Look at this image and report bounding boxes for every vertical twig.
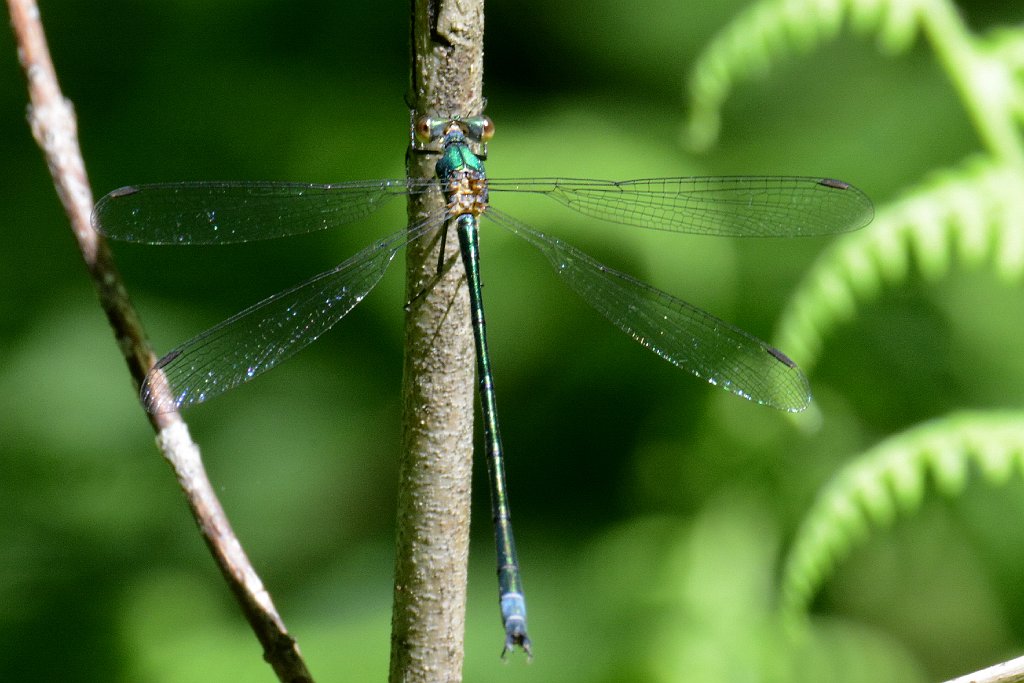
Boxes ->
[390,0,485,680]
[6,2,313,680]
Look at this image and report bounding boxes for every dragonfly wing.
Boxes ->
[141,223,425,413]
[93,179,431,244]
[487,176,873,237]
[486,208,810,411]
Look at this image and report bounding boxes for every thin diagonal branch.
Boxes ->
[6,2,312,680]
[943,654,1024,683]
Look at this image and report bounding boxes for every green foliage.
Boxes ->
[684,0,1024,164]
[680,0,1024,670]
[775,157,1024,370]
[4,0,1024,680]
[685,0,922,152]
[780,411,1024,616]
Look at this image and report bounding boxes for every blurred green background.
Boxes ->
[2,0,1023,681]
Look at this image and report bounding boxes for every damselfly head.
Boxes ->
[413,115,494,144]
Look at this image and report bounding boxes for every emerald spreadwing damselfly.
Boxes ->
[92,115,873,655]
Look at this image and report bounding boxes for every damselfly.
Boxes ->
[93,115,873,655]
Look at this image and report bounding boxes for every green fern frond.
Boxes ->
[684,0,1024,160]
[683,0,924,151]
[774,157,1024,372]
[779,410,1024,616]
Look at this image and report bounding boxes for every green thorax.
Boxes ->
[436,128,487,177]
[436,128,489,217]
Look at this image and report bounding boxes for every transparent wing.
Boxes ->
[485,208,810,411]
[93,179,433,244]
[487,176,873,237]
[141,215,442,413]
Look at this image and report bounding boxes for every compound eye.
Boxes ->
[413,116,434,143]
[478,116,495,142]
[464,115,494,142]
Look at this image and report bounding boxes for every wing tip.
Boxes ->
[762,346,812,412]
[108,185,142,199]
[817,178,851,191]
